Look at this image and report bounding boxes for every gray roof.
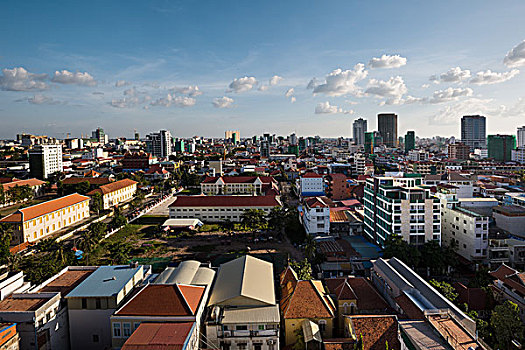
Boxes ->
[208,255,275,306]
[153,260,215,287]
[221,305,280,324]
[66,265,142,298]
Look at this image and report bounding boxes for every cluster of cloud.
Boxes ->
[504,40,525,68]
[259,75,283,91]
[228,76,258,93]
[285,88,296,103]
[430,67,471,83]
[15,94,62,105]
[315,101,353,115]
[365,76,407,105]
[110,87,151,108]
[368,54,407,69]
[150,94,196,108]
[51,70,96,86]
[212,96,234,108]
[308,64,368,96]
[170,85,203,97]
[0,67,97,93]
[429,66,520,85]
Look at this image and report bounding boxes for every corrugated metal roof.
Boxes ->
[221,305,280,323]
[122,322,194,350]
[66,265,142,298]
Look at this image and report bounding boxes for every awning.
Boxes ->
[302,320,322,343]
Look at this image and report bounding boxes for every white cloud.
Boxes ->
[365,76,407,105]
[421,84,430,89]
[150,94,196,107]
[470,69,519,85]
[16,94,60,105]
[0,67,48,91]
[269,75,283,86]
[115,80,130,87]
[307,78,319,90]
[310,64,368,96]
[124,87,137,96]
[429,67,471,83]
[427,87,473,103]
[285,88,294,98]
[212,96,234,108]
[258,85,269,91]
[171,85,203,97]
[429,98,491,125]
[110,95,151,108]
[315,101,352,114]
[368,54,407,69]
[504,40,525,67]
[51,70,96,86]
[228,76,258,93]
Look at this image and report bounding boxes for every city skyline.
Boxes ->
[1,1,525,139]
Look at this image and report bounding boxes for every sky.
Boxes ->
[1,0,525,140]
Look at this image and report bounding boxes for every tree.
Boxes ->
[429,279,458,303]
[290,259,313,280]
[90,193,103,216]
[292,327,305,350]
[36,238,58,253]
[421,240,447,275]
[0,224,12,265]
[218,219,235,235]
[382,234,420,268]
[0,185,5,205]
[490,301,524,349]
[110,208,127,229]
[107,241,132,264]
[267,207,286,235]
[240,209,267,231]
[89,222,107,241]
[303,234,316,262]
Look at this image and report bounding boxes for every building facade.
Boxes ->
[461,115,486,151]
[448,142,471,160]
[352,118,367,146]
[363,176,441,247]
[377,113,398,148]
[146,130,172,158]
[298,173,325,197]
[29,144,63,179]
[301,197,331,235]
[518,126,525,149]
[87,179,137,210]
[488,134,516,162]
[404,131,415,153]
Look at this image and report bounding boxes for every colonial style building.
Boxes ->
[0,193,90,244]
[87,178,137,210]
[200,176,278,196]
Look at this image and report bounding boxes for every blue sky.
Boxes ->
[1,0,525,139]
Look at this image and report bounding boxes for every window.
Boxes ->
[92,334,99,343]
[235,325,248,331]
[95,298,101,309]
[133,323,141,331]
[258,325,265,330]
[123,323,131,337]
[318,320,327,333]
[113,323,121,338]
[81,298,87,309]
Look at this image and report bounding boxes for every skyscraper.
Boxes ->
[405,131,415,153]
[352,118,367,146]
[488,135,516,162]
[461,115,486,151]
[517,126,525,149]
[225,130,240,144]
[146,130,172,158]
[29,144,63,179]
[377,113,398,148]
[91,127,108,144]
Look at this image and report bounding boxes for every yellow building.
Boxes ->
[279,267,336,346]
[0,193,90,244]
[87,178,137,210]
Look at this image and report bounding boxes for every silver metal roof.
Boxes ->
[66,265,142,298]
[221,305,280,324]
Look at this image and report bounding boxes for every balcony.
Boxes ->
[218,329,279,338]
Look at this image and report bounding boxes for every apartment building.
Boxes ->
[301,196,332,235]
[363,176,440,247]
[87,178,137,210]
[206,255,280,350]
[200,176,277,196]
[169,195,281,223]
[65,265,146,350]
[29,144,63,179]
[298,173,325,197]
[436,187,489,262]
[0,193,90,245]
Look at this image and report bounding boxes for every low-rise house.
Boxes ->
[144,164,170,181]
[169,195,281,223]
[301,196,332,235]
[87,178,137,210]
[280,267,336,346]
[490,264,525,321]
[206,255,280,350]
[0,193,90,245]
[1,178,46,206]
[65,265,147,350]
[121,322,199,350]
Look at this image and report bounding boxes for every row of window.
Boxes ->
[113,322,140,338]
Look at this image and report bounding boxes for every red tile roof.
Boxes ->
[62,177,112,186]
[87,178,137,196]
[0,193,89,223]
[280,280,335,319]
[201,176,275,184]
[122,322,194,350]
[169,195,280,208]
[302,172,322,178]
[348,315,401,350]
[2,178,45,191]
[116,284,205,317]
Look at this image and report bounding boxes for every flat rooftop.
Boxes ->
[399,320,447,350]
[66,265,142,298]
[38,269,95,296]
[428,315,479,350]
[0,297,48,312]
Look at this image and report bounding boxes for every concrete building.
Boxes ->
[518,126,525,148]
[423,173,475,198]
[87,178,137,210]
[225,130,240,144]
[0,193,90,245]
[504,192,525,208]
[377,113,398,148]
[146,130,172,158]
[363,175,441,247]
[1,179,46,207]
[488,134,516,162]
[91,127,108,144]
[298,173,324,197]
[461,115,486,151]
[448,142,470,160]
[512,147,525,163]
[404,131,415,153]
[201,176,277,196]
[493,205,525,238]
[407,149,429,162]
[301,196,332,235]
[436,187,489,262]
[169,195,281,223]
[352,118,367,146]
[206,255,280,350]
[29,144,63,179]
[65,265,146,350]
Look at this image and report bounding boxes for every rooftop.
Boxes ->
[121,322,194,350]
[169,195,281,208]
[87,178,137,196]
[66,265,142,298]
[0,296,48,312]
[36,268,95,296]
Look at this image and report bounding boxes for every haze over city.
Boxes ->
[1,1,525,139]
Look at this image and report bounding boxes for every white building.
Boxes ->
[169,195,281,223]
[29,144,63,179]
[512,148,525,164]
[518,126,525,148]
[301,196,332,235]
[436,188,489,262]
[146,130,172,158]
[407,149,429,162]
[87,178,137,210]
[298,173,324,197]
[200,176,277,196]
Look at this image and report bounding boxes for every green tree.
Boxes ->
[267,207,286,235]
[218,219,235,235]
[90,192,103,216]
[89,222,107,241]
[429,279,458,303]
[290,259,313,280]
[303,234,317,262]
[0,184,5,205]
[240,209,267,230]
[421,240,447,275]
[490,301,524,349]
[0,223,12,265]
[36,238,58,253]
[382,234,421,268]
[107,241,132,264]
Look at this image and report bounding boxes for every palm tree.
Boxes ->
[303,234,317,262]
[0,223,13,265]
[6,253,21,271]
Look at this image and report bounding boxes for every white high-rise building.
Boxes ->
[517,126,525,149]
[352,118,367,146]
[146,130,172,158]
[29,144,63,179]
